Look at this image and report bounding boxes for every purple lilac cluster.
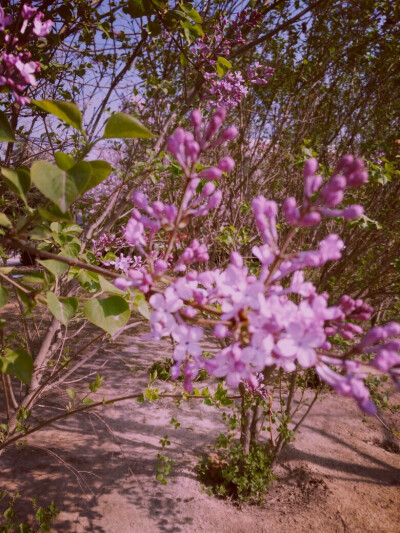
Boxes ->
[0,5,52,105]
[92,233,143,273]
[195,9,273,107]
[114,108,400,413]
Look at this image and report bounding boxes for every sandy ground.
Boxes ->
[1,329,399,533]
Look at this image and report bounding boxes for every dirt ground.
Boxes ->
[1,328,399,533]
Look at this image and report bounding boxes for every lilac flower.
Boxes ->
[277,322,325,368]
[32,12,53,37]
[0,7,12,30]
[172,325,203,361]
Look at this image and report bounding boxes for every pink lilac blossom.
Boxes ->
[0,5,52,105]
[112,109,400,414]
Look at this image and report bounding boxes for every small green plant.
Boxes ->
[0,491,60,532]
[156,435,174,485]
[198,435,275,504]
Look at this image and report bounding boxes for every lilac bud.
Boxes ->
[164,205,178,224]
[385,322,400,336]
[174,127,185,144]
[323,189,344,208]
[343,205,363,219]
[335,154,354,173]
[362,326,388,347]
[207,190,222,209]
[170,363,181,380]
[347,170,368,187]
[220,126,239,142]
[186,140,200,161]
[299,211,321,226]
[218,156,235,172]
[132,190,148,209]
[305,174,323,197]
[200,182,216,197]
[186,270,198,281]
[283,197,300,224]
[252,195,268,216]
[190,109,202,127]
[154,259,168,274]
[181,306,197,318]
[230,251,243,268]
[214,324,228,338]
[188,177,200,190]
[199,166,222,180]
[303,158,318,178]
[204,108,226,140]
[152,201,164,215]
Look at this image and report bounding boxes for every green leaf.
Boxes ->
[55,152,75,171]
[83,296,130,335]
[124,0,158,18]
[0,348,33,385]
[31,161,92,212]
[82,160,113,193]
[38,259,69,278]
[38,205,72,222]
[46,291,78,325]
[82,397,94,405]
[0,111,15,142]
[0,213,11,228]
[32,100,83,132]
[0,286,9,308]
[1,167,30,206]
[132,290,150,319]
[180,4,202,23]
[59,242,80,258]
[66,388,76,400]
[89,373,103,392]
[103,112,154,139]
[98,275,125,295]
[28,226,53,240]
[216,56,232,78]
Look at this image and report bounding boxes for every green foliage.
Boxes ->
[32,100,83,132]
[83,296,130,335]
[46,292,78,326]
[103,112,154,139]
[0,349,33,385]
[31,161,92,212]
[0,111,15,142]
[1,168,31,206]
[198,439,275,504]
[0,286,9,308]
[156,434,174,485]
[0,491,59,532]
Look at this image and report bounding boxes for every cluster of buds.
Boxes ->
[283,156,367,227]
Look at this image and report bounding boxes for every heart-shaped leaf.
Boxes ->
[55,152,75,170]
[82,160,113,193]
[83,296,130,335]
[103,112,154,139]
[46,291,78,325]
[38,259,69,278]
[31,161,92,212]
[1,167,30,206]
[32,100,83,132]
[0,348,33,385]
